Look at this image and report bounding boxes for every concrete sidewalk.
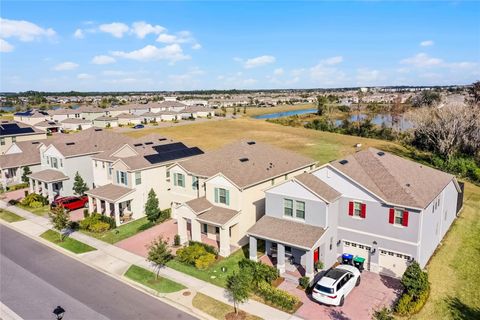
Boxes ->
[0,201,300,320]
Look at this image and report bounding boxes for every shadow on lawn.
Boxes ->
[445,296,480,320]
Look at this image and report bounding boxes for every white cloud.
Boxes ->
[131,21,165,38]
[192,43,202,50]
[449,61,478,69]
[356,68,381,84]
[400,53,443,67]
[244,55,276,69]
[0,18,56,42]
[156,31,195,45]
[99,22,130,38]
[273,68,284,76]
[420,40,434,47]
[112,44,189,63]
[53,62,79,71]
[0,39,14,52]
[92,55,116,65]
[156,33,177,43]
[77,73,93,80]
[320,56,343,65]
[73,28,84,39]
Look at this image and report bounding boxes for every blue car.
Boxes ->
[133,124,144,129]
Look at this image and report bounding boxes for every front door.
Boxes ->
[314,247,319,263]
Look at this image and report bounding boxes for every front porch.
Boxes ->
[85,183,135,226]
[28,169,69,202]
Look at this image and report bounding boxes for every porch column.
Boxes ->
[34,180,40,194]
[305,249,314,279]
[46,183,54,202]
[177,217,188,244]
[277,243,286,274]
[191,219,201,242]
[249,236,258,262]
[95,198,102,214]
[265,240,272,256]
[105,200,111,216]
[41,182,48,198]
[219,226,231,257]
[29,178,34,193]
[88,196,94,213]
[113,202,121,226]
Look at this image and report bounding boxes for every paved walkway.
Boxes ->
[0,201,299,320]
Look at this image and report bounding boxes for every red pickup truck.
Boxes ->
[50,196,88,211]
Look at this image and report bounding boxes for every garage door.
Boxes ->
[378,249,411,278]
[343,240,371,260]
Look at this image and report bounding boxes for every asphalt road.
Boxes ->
[0,225,197,320]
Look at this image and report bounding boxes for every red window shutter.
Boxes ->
[402,211,409,227]
[389,208,395,224]
[348,202,354,216]
[360,203,366,218]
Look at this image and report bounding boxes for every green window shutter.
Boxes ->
[116,171,119,184]
[173,173,177,186]
[226,190,230,205]
[181,174,185,187]
[214,188,219,203]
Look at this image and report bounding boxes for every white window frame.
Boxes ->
[295,201,305,219]
[394,208,404,226]
[135,172,141,185]
[284,199,293,217]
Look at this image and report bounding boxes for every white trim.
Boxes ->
[338,226,420,246]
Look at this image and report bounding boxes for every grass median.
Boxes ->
[192,292,262,320]
[124,265,185,293]
[0,209,25,222]
[80,216,155,244]
[40,229,96,254]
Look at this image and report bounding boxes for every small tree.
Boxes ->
[73,172,88,196]
[147,236,172,279]
[21,166,32,183]
[145,188,160,223]
[372,307,394,320]
[226,272,251,314]
[401,261,429,297]
[48,205,70,242]
[316,96,328,116]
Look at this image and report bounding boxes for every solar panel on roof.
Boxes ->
[0,123,35,135]
[144,147,204,164]
[152,142,188,153]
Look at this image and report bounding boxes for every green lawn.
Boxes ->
[166,247,248,288]
[40,229,96,254]
[192,292,262,320]
[80,216,155,244]
[124,265,185,293]
[0,209,25,222]
[17,204,51,216]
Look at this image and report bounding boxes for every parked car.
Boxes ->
[50,196,88,211]
[312,265,361,306]
[133,124,144,129]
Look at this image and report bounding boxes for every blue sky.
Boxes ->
[1,1,479,92]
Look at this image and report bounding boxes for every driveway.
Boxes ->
[115,219,178,257]
[278,271,402,320]
[0,188,28,203]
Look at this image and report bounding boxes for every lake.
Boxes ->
[335,113,414,131]
[254,108,317,119]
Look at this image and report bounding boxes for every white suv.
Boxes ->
[312,265,361,306]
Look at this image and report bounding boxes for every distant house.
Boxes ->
[93,116,118,128]
[13,110,49,126]
[117,113,142,126]
[0,121,47,154]
[60,118,92,131]
[33,120,62,133]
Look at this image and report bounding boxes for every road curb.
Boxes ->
[0,220,206,320]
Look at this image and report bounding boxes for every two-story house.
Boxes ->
[27,128,129,202]
[0,140,44,188]
[171,140,316,257]
[0,121,46,154]
[85,135,203,225]
[247,148,462,278]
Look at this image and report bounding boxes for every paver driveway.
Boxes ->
[279,271,402,320]
[115,219,178,257]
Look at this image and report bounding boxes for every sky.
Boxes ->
[0,1,479,92]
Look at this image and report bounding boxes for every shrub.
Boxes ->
[174,234,181,246]
[188,240,218,256]
[158,208,171,223]
[8,199,19,205]
[80,213,115,232]
[21,193,48,207]
[394,261,430,316]
[299,276,310,289]
[176,244,207,265]
[195,252,216,270]
[83,209,89,218]
[6,183,29,191]
[89,221,111,233]
[257,281,299,311]
[238,259,278,287]
[29,200,43,208]
[373,307,394,320]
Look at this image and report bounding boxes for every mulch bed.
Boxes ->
[225,311,247,320]
[271,277,285,288]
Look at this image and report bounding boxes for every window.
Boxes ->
[284,199,293,217]
[51,157,58,169]
[0,138,4,146]
[60,159,63,167]
[296,201,305,219]
[12,137,16,143]
[46,156,50,164]
[353,202,361,217]
[108,164,113,177]
[394,209,404,225]
[215,227,220,234]
[202,224,208,234]
[135,172,141,185]
[102,162,105,169]
[215,188,229,205]
[390,208,408,226]
[192,176,198,190]
[166,170,170,178]
[117,171,128,185]
[330,237,333,250]
[349,201,366,218]
[174,173,185,187]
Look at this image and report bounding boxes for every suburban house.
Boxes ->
[171,140,316,256]
[0,140,43,188]
[48,108,82,122]
[86,135,203,225]
[117,113,142,126]
[0,121,47,154]
[13,110,49,126]
[33,120,62,133]
[247,148,462,278]
[60,118,92,131]
[27,128,129,202]
[93,116,118,128]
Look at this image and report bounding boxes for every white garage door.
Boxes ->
[343,240,371,260]
[378,249,411,278]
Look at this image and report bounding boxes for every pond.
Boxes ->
[334,113,414,131]
[254,108,317,119]
[0,106,15,112]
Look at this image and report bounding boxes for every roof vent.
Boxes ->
[239,157,249,162]
[31,141,40,144]
[406,183,411,187]
[159,138,167,141]
[377,151,385,156]
[133,143,143,147]
[144,142,153,145]
[66,142,75,146]
[247,141,256,145]
[339,159,348,165]
[94,128,102,131]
